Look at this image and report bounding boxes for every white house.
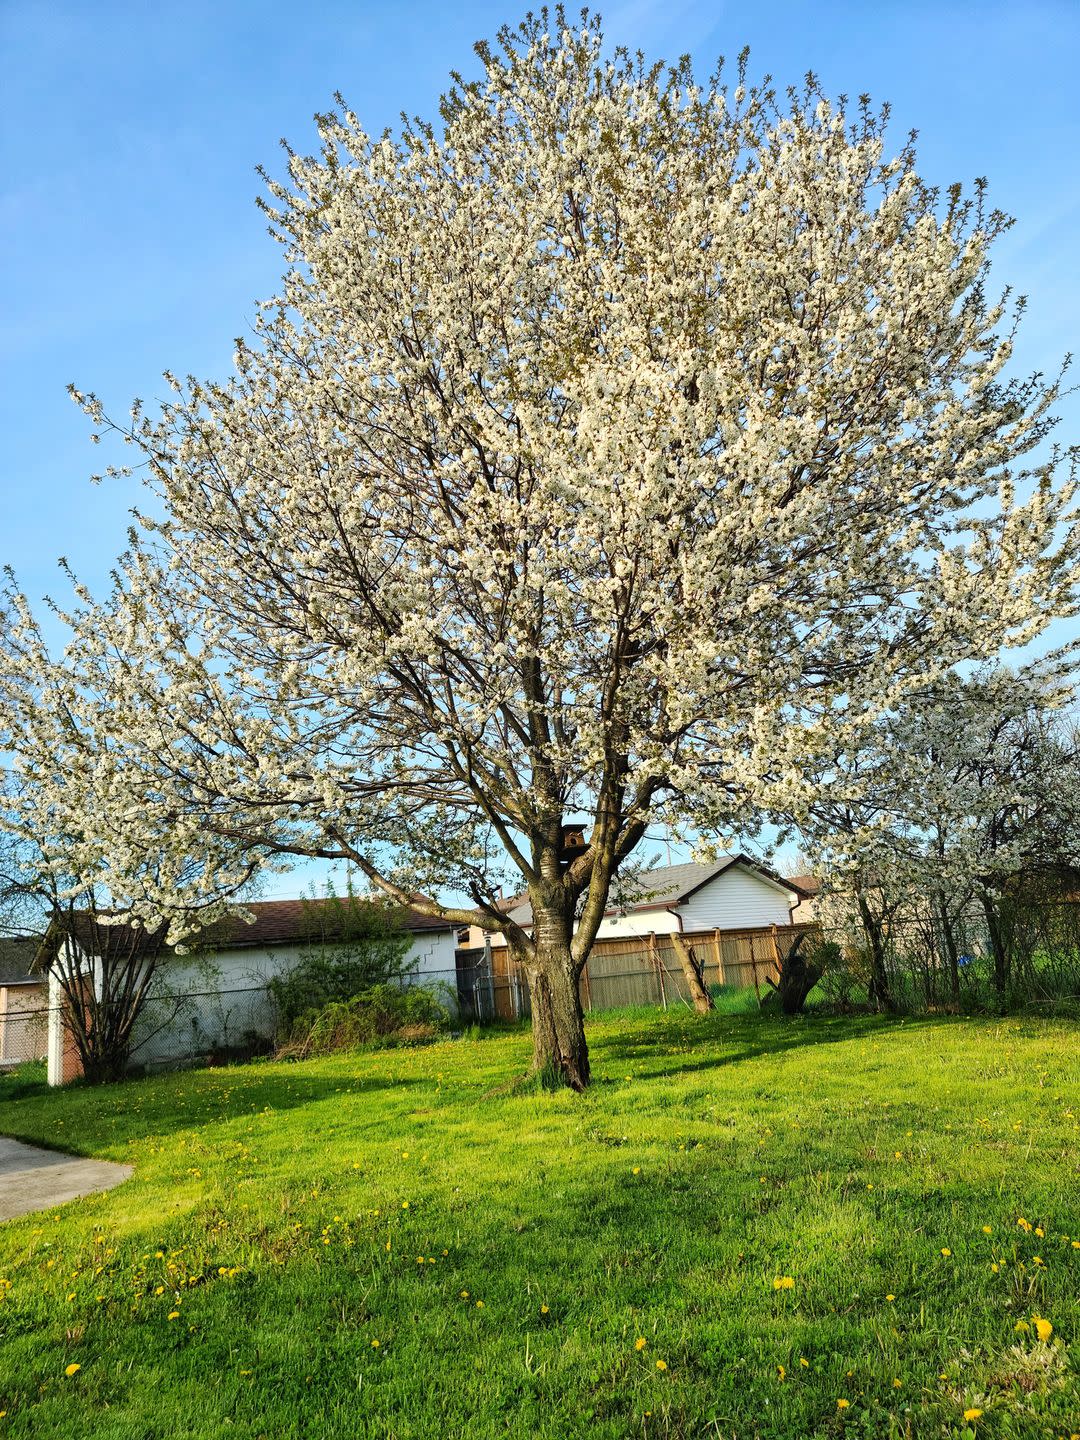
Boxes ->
[470,855,809,948]
[44,898,459,1084]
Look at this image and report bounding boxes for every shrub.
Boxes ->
[268,886,413,1031]
[276,983,451,1058]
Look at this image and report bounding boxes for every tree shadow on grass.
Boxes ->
[587,1009,950,1082]
[0,1064,435,1157]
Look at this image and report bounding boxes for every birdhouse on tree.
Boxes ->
[558,823,589,865]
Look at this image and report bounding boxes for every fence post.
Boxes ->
[749,938,762,1007]
[649,933,667,1009]
[712,928,724,985]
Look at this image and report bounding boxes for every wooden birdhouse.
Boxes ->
[558,823,588,863]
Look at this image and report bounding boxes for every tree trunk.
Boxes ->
[670,933,714,1013]
[525,952,590,1090]
[936,896,960,1006]
[982,897,1010,1003]
[761,933,822,1014]
[855,892,895,1012]
[519,893,591,1090]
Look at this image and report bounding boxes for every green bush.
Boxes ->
[268,886,413,1030]
[276,983,451,1057]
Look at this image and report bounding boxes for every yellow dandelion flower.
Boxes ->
[990,1263,1000,1274]
[635,1338,647,1351]
[64,1363,81,1377]
[460,1290,469,1299]
[632,1167,640,1175]
[836,1398,849,1409]
[1014,1320,1030,1334]
[655,1359,667,1371]
[540,1304,549,1314]
[982,1226,992,1234]
[940,1248,951,1257]
[168,1310,180,1320]
[475,1300,484,1308]
[1033,1317,1053,1343]
[1034,1227,1044,1238]
[963,1408,982,1421]
[370,1339,380,1348]
[401,1201,409,1209]
[885,1293,896,1302]
[892,1378,902,1388]
[777,1365,786,1380]
[799,1357,810,1368]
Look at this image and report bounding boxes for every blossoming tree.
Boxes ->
[805,664,1080,1006]
[28,12,1079,1086]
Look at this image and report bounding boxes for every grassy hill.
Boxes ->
[0,1010,1077,1438]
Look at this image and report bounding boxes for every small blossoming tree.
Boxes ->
[13,13,1080,1086]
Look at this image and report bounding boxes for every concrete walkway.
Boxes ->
[0,1136,133,1220]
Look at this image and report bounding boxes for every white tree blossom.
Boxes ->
[8,13,1079,1085]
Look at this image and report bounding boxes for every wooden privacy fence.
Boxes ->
[456,924,816,1021]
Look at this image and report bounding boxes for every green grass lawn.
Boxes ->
[0,1010,1078,1439]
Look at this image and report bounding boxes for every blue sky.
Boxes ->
[2,0,1078,893]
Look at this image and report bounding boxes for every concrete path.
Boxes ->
[0,1136,133,1220]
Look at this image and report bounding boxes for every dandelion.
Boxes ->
[982,1226,992,1234]
[772,1276,795,1290]
[655,1360,667,1371]
[635,1338,647,1351]
[777,1365,786,1380]
[1033,1316,1053,1342]
[963,1408,983,1421]
[64,1363,81,1377]
[168,1310,180,1320]
[460,1290,469,1299]
[370,1339,380,1348]
[1034,1227,1044,1238]
[1014,1320,1030,1334]
[632,1167,640,1175]
[540,1304,549,1314]
[401,1201,409,1209]
[940,1248,952,1257]
[836,1398,849,1409]
[475,1300,484,1308]
[892,1378,902,1388]
[885,1294,895,1302]
[799,1358,810,1368]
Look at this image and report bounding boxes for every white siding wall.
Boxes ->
[126,930,460,1069]
[594,910,678,938]
[676,868,795,932]
[480,865,797,947]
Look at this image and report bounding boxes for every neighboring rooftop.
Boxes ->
[34,897,455,968]
[502,856,807,929]
[0,936,42,986]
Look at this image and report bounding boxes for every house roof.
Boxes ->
[502,855,806,929]
[200,898,455,948]
[34,897,455,968]
[789,874,821,895]
[0,936,42,986]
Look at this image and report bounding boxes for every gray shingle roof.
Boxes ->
[502,855,802,929]
[0,936,42,985]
